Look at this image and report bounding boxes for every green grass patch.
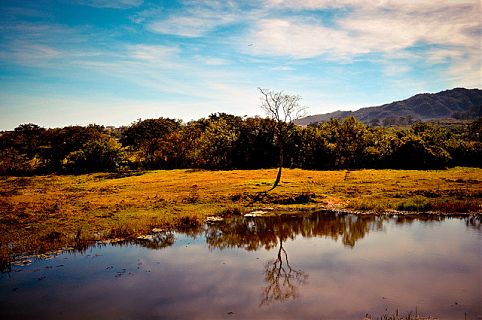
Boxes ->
[397,197,432,212]
[348,198,393,212]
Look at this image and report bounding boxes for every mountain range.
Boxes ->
[295,88,482,126]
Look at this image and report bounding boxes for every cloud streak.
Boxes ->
[146,0,241,37]
[78,0,143,9]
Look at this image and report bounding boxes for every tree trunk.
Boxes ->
[268,142,283,191]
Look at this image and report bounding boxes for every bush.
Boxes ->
[0,148,36,175]
[63,137,127,173]
[390,135,451,169]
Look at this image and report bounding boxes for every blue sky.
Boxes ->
[0,0,480,129]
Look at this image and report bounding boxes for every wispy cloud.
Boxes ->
[77,0,143,9]
[244,18,360,58]
[382,63,411,77]
[0,41,62,66]
[194,56,230,66]
[146,0,240,37]
[1,7,50,19]
[127,44,180,63]
[0,20,108,76]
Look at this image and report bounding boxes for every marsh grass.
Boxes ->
[0,167,480,268]
[348,198,394,212]
[431,199,480,213]
[364,306,443,320]
[397,197,432,212]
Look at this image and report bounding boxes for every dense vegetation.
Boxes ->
[1,114,480,175]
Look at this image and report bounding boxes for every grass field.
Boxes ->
[1,167,481,266]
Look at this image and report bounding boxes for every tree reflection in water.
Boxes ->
[205,212,384,250]
[260,237,308,305]
[127,212,381,305]
[71,212,478,307]
[132,232,176,250]
[205,212,384,305]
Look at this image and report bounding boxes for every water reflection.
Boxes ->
[260,237,308,305]
[203,213,384,305]
[132,232,176,250]
[205,213,385,250]
[129,212,482,309]
[1,213,481,320]
[3,213,480,273]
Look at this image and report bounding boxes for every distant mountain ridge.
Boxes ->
[295,88,482,126]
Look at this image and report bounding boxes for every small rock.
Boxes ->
[13,259,31,267]
[206,216,224,223]
[137,235,154,240]
[244,210,268,217]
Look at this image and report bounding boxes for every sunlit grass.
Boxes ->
[0,167,480,265]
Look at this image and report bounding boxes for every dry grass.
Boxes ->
[0,167,481,266]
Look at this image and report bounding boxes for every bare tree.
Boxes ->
[258,88,307,191]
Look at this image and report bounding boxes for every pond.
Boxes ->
[1,213,480,319]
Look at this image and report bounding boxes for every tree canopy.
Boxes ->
[0,115,480,176]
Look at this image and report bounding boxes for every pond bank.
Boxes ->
[1,168,480,269]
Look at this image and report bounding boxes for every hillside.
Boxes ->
[296,88,482,126]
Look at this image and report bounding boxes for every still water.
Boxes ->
[1,213,480,319]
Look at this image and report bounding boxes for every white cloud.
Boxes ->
[244,18,366,58]
[425,48,466,65]
[441,48,481,87]
[264,0,477,11]
[247,0,481,86]
[249,1,480,57]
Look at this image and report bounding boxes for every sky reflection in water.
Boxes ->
[1,213,480,320]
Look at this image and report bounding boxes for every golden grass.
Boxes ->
[0,167,481,265]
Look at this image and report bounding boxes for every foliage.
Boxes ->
[120,118,181,148]
[0,148,36,175]
[0,116,481,175]
[63,136,126,173]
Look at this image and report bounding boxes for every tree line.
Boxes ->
[0,114,480,175]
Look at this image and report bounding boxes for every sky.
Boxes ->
[0,0,480,130]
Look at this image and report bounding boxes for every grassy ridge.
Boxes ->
[0,167,481,265]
